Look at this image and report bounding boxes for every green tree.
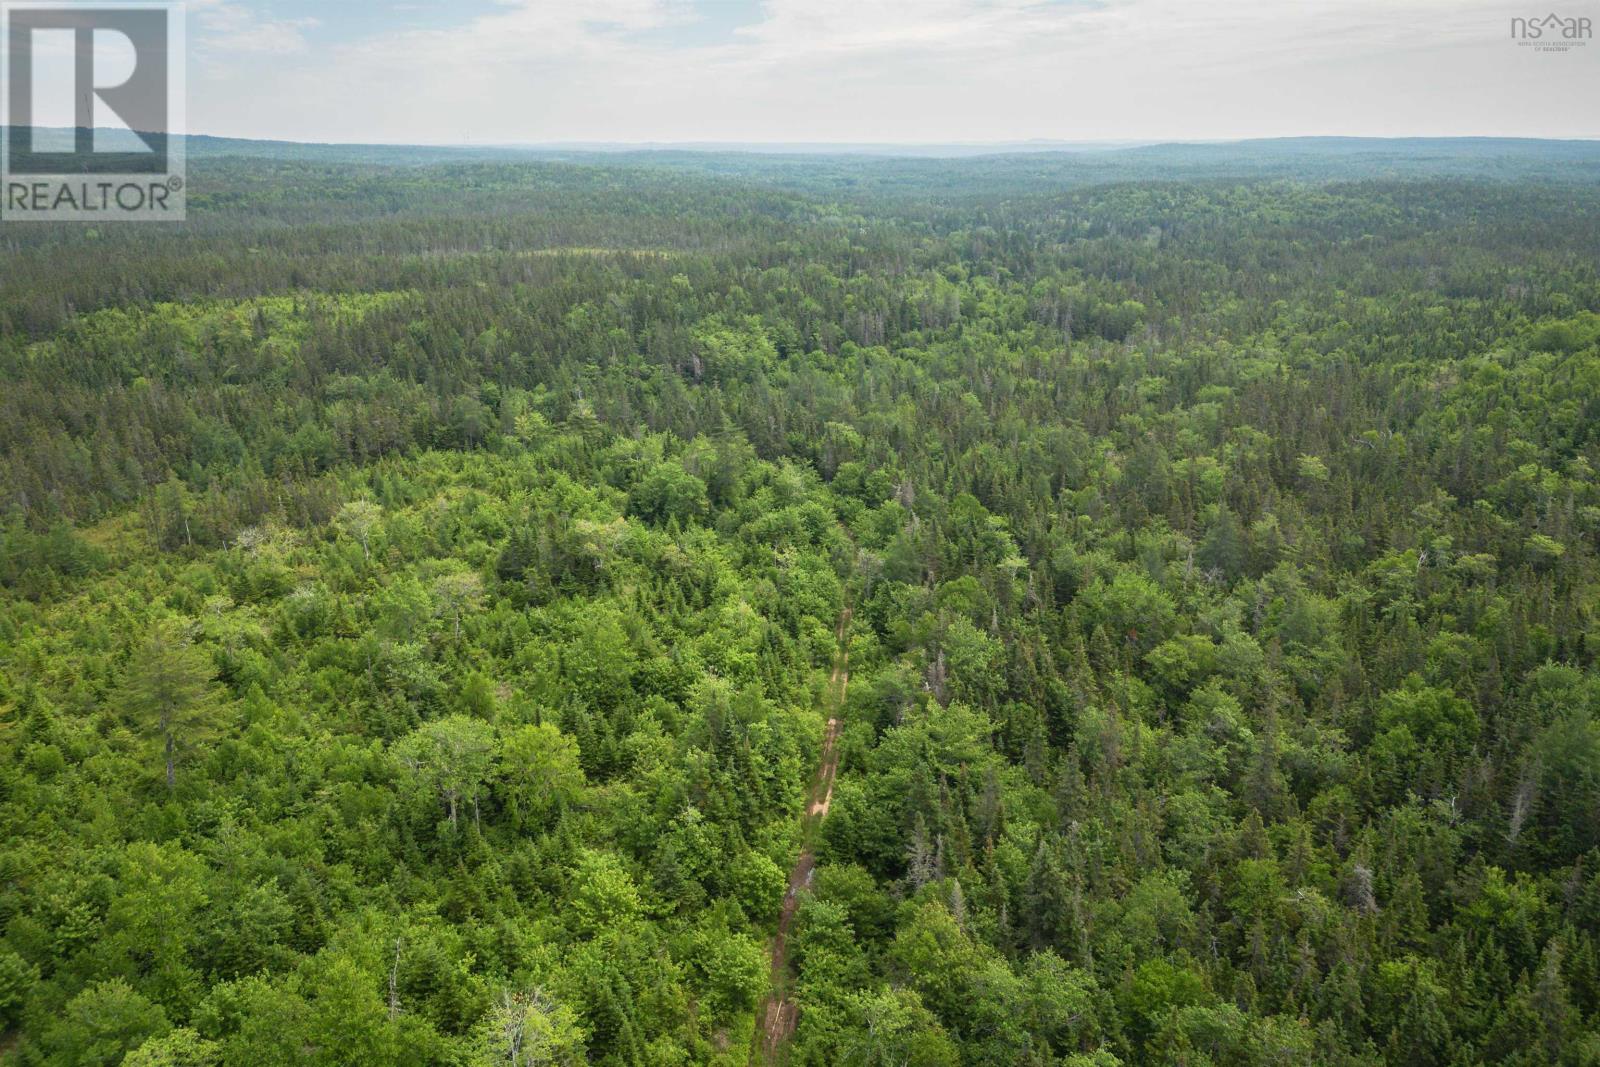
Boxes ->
[433,570,485,641]
[469,988,586,1066]
[335,499,384,563]
[122,1028,221,1067]
[395,715,497,830]
[840,988,960,1067]
[119,620,219,790]
[496,722,585,829]
[42,979,170,1067]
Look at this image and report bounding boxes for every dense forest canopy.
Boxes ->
[3,139,1600,1065]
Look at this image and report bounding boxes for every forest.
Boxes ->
[2,140,1600,1065]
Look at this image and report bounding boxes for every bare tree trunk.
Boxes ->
[389,938,403,1020]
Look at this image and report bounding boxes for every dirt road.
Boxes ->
[754,607,851,1063]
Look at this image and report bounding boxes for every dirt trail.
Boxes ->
[754,607,851,1063]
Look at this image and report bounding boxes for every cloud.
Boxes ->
[183,0,1600,144]
[190,0,318,56]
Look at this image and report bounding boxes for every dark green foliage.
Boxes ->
[1,145,1600,1065]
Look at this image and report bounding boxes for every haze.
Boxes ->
[183,0,1599,145]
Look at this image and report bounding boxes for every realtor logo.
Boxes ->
[1510,11,1592,51]
[2,2,185,220]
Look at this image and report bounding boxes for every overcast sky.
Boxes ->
[176,0,1599,144]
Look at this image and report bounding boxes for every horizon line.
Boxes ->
[11,127,1600,152]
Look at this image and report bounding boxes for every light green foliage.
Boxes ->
[122,1027,222,1067]
[2,151,1600,1067]
[496,722,584,829]
[569,851,644,938]
[629,460,709,527]
[394,715,497,829]
[467,989,585,1066]
[42,979,170,1067]
[335,500,384,562]
[680,915,766,1022]
[838,988,960,1067]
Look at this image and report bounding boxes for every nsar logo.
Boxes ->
[1510,11,1593,51]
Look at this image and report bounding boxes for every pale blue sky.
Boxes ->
[180,0,1599,144]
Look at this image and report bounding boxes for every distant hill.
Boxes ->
[7,127,1598,161]
[6,129,1600,190]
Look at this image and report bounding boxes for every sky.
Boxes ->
[171,0,1599,144]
